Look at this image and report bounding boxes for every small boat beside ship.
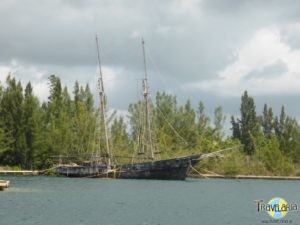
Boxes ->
[0,180,10,191]
[55,37,202,180]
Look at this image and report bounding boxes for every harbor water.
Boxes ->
[0,176,299,225]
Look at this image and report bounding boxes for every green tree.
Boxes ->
[257,136,293,175]
[213,106,226,140]
[0,83,7,157]
[23,82,40,169]
[84,84,94,112]
[230,116,241,140]
[39,75,71,167]
[0,75,25,166]
[111,116,131,163]
[195,101,215,153]
[175,100,197,149]
[274,106,286,138]
[154,92,178,152]
[128,100,143,142]
[240,91,259,154]
[47,75,63,119]
[273,106,300,162]
[197,101,210,132]
[72,81,96,156]
[261,104,274,137]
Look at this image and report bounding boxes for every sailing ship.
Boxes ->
[55,36,202,180]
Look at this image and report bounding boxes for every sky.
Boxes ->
[0,0,300,130]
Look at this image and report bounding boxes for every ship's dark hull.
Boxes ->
[55,154,201,180]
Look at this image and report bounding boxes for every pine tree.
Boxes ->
[111,116,130,163]
[175,100,197,149]
[240,91,259,154]
[197,101,210,131]
[74,81,81,110]
[261,104,274,137]
[23,82,40,169]
[274,106,286,138]
[84,84,94,112]
[230,116,241,140]
[128,101,142,142]
[195,101,216,153]
[0,83,6,157]
[0,75,25,166]
[41,75,68,166]
[213,106,226,140]
[47,74,62,119]
[154,92,178,151]
[72,81,96,155]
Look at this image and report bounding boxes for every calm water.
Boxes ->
[0,176,299,225]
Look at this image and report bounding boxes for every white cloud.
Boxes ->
[282,22,300,46]
[101,66,120,92]
[186,26,300,96]
[130,30,142,39]
[32,80,49,102]
[0,59,47,81]
[0,59,121,101]
[155,26,171,35]
[0,59,137,108]
[0,59,49,101]
[0,65,10,84]
[170,0,202,16]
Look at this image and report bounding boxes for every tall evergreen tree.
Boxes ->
[47,74,62,119]
[128,100,143,142]
[175,100,197,149]
[0,83,6,157]
[261,104,274,137]
[41,75,68,166]
[231,116,241,140]
[274,106,286,138]
[213,106,226,140]
[84,84,94,112]
[111,116,131,162]
[23,82,40,169]
[154,92,178,151]
[72,82,96,155]
[0,75,25,166]
[195,101,216,153]
[197,101,210,131]
[240,91,258,154]
[73,80,81,109]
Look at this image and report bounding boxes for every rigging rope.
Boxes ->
[152,98,189,146]
[199,145,242,160]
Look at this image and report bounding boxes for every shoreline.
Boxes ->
[1,170,300,180]
[189,174,300,180]
[0,170,40,176]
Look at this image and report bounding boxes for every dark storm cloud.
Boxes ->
[0,0,258,80]
[0,0,299,81]
[0,0,300,125]
[0,1,299,68]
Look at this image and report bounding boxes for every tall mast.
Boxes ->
[141,38,154,160]
[96,35,111,167]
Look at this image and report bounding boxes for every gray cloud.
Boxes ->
[243,60,288,80]
[0,0,300,127]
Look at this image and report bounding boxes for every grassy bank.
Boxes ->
[194,150,300,177]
